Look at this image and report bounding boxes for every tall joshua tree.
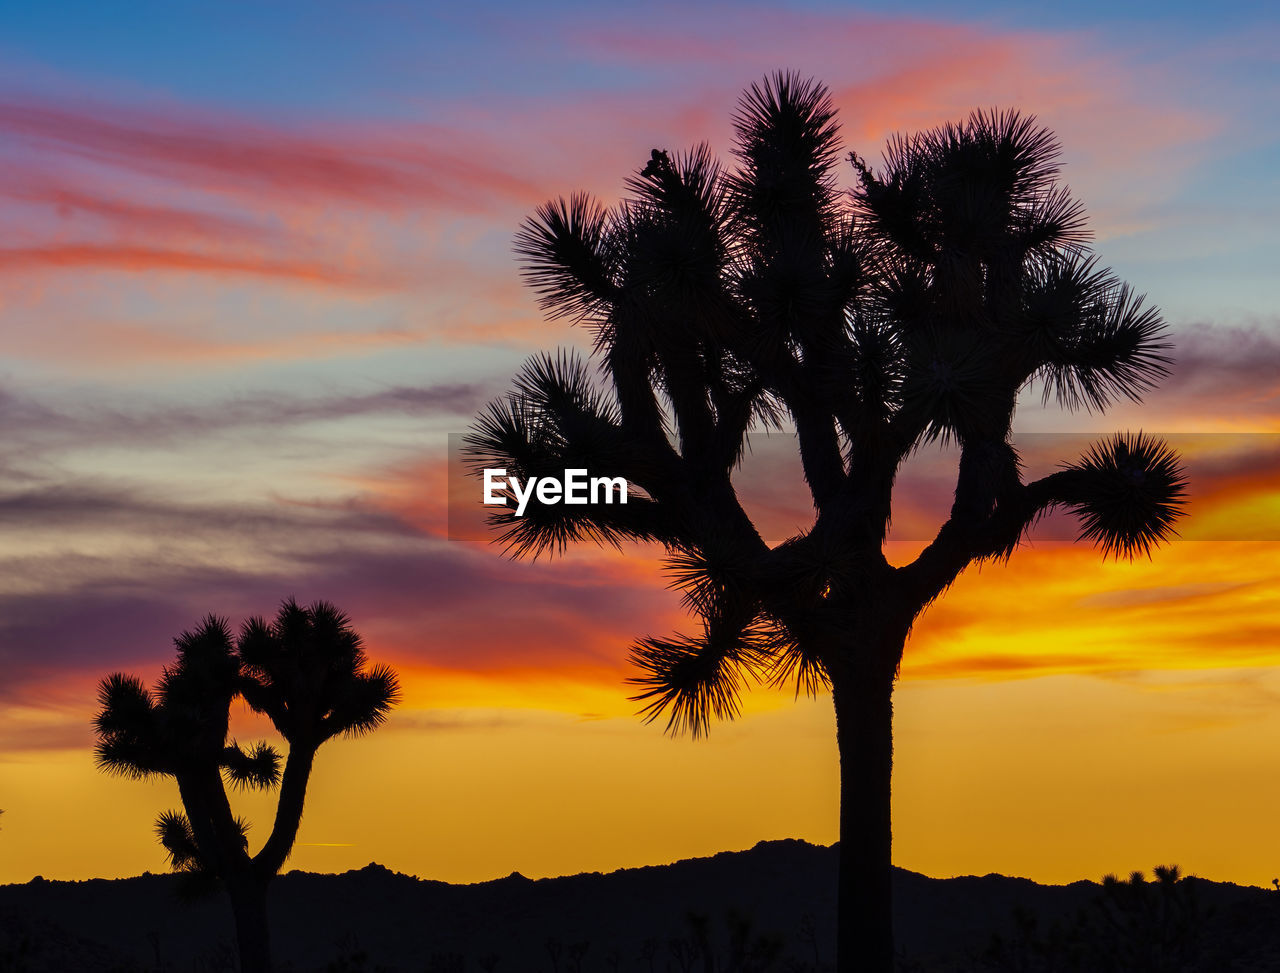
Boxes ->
[465,74,1186,972]
[93,600,400,973]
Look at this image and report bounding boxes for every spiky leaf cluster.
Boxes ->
[237,600,400,744]
[94,617,277,784]
[472,73,1186,736]
[1064,433,1188,559]
[155,810,204,872]
[851,110,1172,443]
[628,621,775,738]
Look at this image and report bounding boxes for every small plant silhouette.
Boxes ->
[982,865,1206,973]
[93,599,400,973]
[1092,866,1204,972]
[639,936,658,973]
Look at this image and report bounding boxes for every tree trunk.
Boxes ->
[831,663,897,973]
[256,744,316,876]
[227,874,272,973]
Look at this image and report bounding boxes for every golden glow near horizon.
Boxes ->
[3,534,1277,889]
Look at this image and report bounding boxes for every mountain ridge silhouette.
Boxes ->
[2,840,1275,971]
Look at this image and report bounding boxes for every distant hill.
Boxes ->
[1,840,1276,971]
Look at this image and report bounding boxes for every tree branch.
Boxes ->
[252,744,316,878]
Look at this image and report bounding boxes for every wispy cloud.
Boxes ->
[0,382,484,459]
[0,474,680,708]
[0,243,398,287]
[0,97,542,211]
[0,3,1271,722]
[6,173,277,244]
[1150,322,1280,426]
[0,94,545,296]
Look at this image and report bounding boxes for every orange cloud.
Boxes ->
[0,243,396,287]
[903,541,1280,680]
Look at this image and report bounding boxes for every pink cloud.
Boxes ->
[0,243,397,287]
[561,11,1219,242]
[0,12,1226,353]
[0,90,556,298]
[6,174,274,244]
[0,97,543,212]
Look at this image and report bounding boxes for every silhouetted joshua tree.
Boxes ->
[465,73,1186,973]
[93,600,400,973]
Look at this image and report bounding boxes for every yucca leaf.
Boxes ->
[515,193,616,328]
[321,663,402,739]
[222,740,282,790]
[155,809,204,871]
[627,622,770,738]
[1063,432,1188,559]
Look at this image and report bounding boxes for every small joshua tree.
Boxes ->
[93,599,399,973]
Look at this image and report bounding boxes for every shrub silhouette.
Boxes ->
[982,865,1206,972]
[466,72,1185,973]
[1091,866,1204,972]
[93,599,400,973]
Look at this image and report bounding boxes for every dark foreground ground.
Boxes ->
[1,840,1276,972]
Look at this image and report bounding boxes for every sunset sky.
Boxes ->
[2,2,1279,891]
